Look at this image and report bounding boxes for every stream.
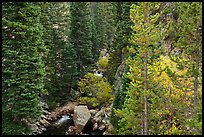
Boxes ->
[41,114,73,135]
[41,114,104,135]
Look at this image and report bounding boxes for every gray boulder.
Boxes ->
[73,105,91,133]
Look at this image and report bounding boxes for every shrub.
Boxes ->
[78,73,113,108]
[97,55,110,71]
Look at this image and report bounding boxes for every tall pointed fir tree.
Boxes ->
[70,2,94,79]
[40,2,76,108]
[108,2,134,83]
[164,2,202,134]
[109,2,134,128]
[61,34,78,92]
[38,2,53,101]
[115,2,161,135]
[2,2,47,134]
[88,2,100,63]
[90,3,117,57]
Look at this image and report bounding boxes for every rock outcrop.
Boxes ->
[90,104,113,134]
[73,105,91,133]
[114,61,126,94]
[30,101,78,135]
[28,101,113,135]
[21,101,52,135]
[47,101,78,121]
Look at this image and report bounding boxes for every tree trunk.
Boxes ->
[144,52,148,135]
[193,32,200,117]
[143,2,149,135]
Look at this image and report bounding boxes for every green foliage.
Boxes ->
[79,97,99,108]
[114,2,201,135]
[115,2,161,135]
[109,2,135,127]
[2,2,202,135]
[94,2,117,49]
[2,2,46,134]
[39,2,75,109]
[97,55,110,71]
[166,2,202,134]
[116,51,201,135]
[78,73,113,108]
[2,108,31,135]
[108,2,133,84]
[70,2,94,78]
[110,63,130,127]
[89,12,100,62]
[115,55,146,135]
[61,43,78,90]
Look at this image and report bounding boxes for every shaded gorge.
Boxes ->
[41,114,105,135]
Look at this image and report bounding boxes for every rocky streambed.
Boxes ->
[26,101,113,135]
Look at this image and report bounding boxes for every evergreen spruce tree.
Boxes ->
[108,2,134,84]
[94,2,109,49]
[40,2,76,107]
[53,2,78,95]
[2,2,47,134]
[88,2,100,63]
[165,2,202,134]
[61,42,78,91]
[109,2,134,128]
[90,15,100,63]
[38,2,54,100]
[70,2,94,78]
[115,2,161,134]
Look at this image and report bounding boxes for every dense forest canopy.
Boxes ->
[2,2,202,135]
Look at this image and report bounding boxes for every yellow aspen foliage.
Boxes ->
[161,119,167,124]
[123,52,195,134]
[97,54,110,71]
[130,81,137,87]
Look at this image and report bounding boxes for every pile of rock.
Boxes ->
[91,105,113,135]
[26,101,114,135]
[65,104,113,135]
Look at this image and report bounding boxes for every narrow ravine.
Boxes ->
[30,48,114,135]
[31,100,113,135]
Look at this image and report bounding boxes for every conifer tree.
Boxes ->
[165,2,202,134]
[90,17,100,63]
[109,2,134,127]
[175,2,202,118]
[39,2,54,99]
[70,2,94,78]
[61,42,78,91]
[115,2,161,135]
[108,2,134,84]
[88,2,100,62]
[157,2,202,134]
[40,2,74,107]
[2,2,47,134]
[116,2,202,135]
